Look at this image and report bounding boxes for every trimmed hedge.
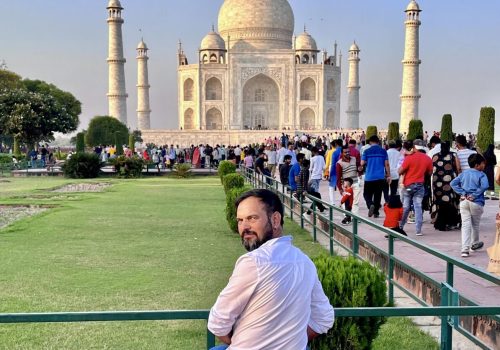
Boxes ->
[218,160,237,184]
[366,126,378,139]
[62,153,102,179]
[225,185,252,233]
[0,154,13,164]
[440,114,453,143]
[407,119,423,141]
[311,255,388,350]
[476,107,495,152]
[222,173,245,194]
[110,155,145,178]
[387,122,399,142]
[76,132,85,153]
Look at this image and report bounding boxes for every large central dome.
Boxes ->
[218,0,295,50]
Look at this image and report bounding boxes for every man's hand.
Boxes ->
[386,177,392,185]
[307,326,319,341]
[217,335,232,345]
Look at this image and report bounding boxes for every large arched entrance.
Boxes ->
[242,74,279,129]
[206,108,222,130]
[300,108,315,130]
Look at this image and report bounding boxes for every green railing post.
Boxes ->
[388,234,395,305]
[312,200,317,242]
[446,262,454,287]
[329,206,334,256]
[300,195,304,228]
[207,330,216,349]
[352,217,359,257]
[440,283,453,350]
[289,188,294,220]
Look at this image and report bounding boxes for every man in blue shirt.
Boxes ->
[326,139,343,205]
[361,135,391,218]
[289,153,305,193]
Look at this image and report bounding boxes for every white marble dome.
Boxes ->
[295,31,317,51]
[200,31,226,51]
[218,0,295,50]
[137,40,148,50]
[349,42,359,51]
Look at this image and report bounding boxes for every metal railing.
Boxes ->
[240,166,500,350]
[1,305,499,350]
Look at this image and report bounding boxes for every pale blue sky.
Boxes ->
[0,1,499,140]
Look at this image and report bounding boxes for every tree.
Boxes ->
[131,129,143,143]
[128,134,135,153]
[22,79,81,119]
[440,114,453,143]
[0,89,78,147]
[0,69,22,90]
[86,116,129,147]
[387,122,400,141]
[476,107,495,152]
[366,125,378,139]
[407,119,423,141]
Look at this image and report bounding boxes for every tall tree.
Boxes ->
[0,69,22,90]
[440,114,453,143]
[366,125,378,139]
[387,122,400,141]
[476,107,495,152]
[86,116,129,147]
[0,89,78,146]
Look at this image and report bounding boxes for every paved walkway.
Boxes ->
[310,180,500,307]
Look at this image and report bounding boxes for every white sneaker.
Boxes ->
[415,232,423,236]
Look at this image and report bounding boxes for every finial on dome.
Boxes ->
[304,24,307,33]
[212,23,215,32]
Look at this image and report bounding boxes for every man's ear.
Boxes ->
[272,212,282,229]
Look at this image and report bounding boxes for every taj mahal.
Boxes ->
[106,0,422,145]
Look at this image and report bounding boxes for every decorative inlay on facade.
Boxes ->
[241,67,282,84]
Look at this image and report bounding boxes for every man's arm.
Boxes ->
[398,158,408,176]
[308,277,335,338]
[208,256,259,344]
[336,163,343,194]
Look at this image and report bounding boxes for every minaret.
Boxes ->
[136,39,151,130]
[107,0,128,125]
[346,41,361,129]
[400,0,421,134]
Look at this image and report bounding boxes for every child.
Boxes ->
[383,195,407,237]
[450,153,489,258]
[340,178,354,225]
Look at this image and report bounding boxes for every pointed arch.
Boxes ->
[300,77,316,101]
[206,77,222,100]
[184,108,195,130]
[242,74,280,129]
[300,108,315,130]
[326,109,335,129]
[206,108,222,130]
[183,78,194,101]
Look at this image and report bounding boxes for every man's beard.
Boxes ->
[241,219,274,252]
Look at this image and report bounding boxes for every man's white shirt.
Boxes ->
[208,236,334,350]
[310,155,326,180]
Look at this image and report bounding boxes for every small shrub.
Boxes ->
[218,161,237,184]
[110,155,145,178]
[311,255,388,350]
[62,153,102,179]
[0,154,13,164]
[56,151,68,160]
[172,163,192,178]
[225,185,252,233]
[222,173,245,194]
[366,125,378,139]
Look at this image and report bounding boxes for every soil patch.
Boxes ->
[52,183,111,193]
[0,205,50,229]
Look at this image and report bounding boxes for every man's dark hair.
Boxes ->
[311,146,318,154]
[342,144,349,150]
[395,140,403,149]
[368,135,380,144]
[284,155,292,161]
[349,139,357,145]
[235,189,284,226]
[296,153,305,162]
[468,153,485,168]
[403,140,414,151]
[335,139,343,147]
[388,140,397,149]
[343,177,354,186]
[455,135,467,147]
[429,135,441,145]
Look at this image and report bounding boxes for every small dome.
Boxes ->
[107,0,123,9]
[137,40,148,50]
[349,41,360,51]
[200,31,226,51]
[295,31,317,51]
[406,0,420,12]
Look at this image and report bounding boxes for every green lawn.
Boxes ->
[0,176,438,349]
